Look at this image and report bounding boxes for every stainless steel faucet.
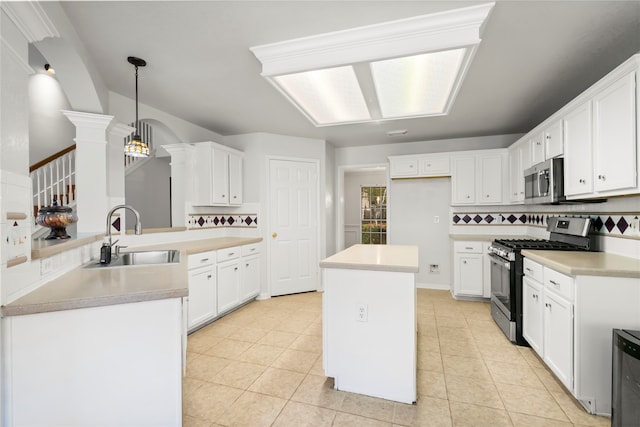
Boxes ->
[106,204,142,243]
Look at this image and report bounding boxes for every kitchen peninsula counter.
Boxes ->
[3,236,262,317]
[321,244,418,404]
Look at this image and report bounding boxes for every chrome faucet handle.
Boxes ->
[114,244,127,258]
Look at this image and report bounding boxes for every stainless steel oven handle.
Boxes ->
[488,252,511,270]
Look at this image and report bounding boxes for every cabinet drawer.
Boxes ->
[544,267,574,301]
[454,241,483,254]
[217,246,241,262]
[188,250,217,268]
[389,157,418,178]
[523,258,543,283]
[242,242,261,256]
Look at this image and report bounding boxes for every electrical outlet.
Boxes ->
[434,216,440,224]
[430,264,440,273]
[356,304,368,322]
[631,216,640,236]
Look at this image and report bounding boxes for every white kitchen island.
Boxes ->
[320,244,419,404]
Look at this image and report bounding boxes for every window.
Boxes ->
[361,186,387,244]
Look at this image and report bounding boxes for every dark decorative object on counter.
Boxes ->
[36,201,77,239]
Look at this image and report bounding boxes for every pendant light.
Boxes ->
[124,56,150,157]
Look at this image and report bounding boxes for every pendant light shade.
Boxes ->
[124,56,150,158]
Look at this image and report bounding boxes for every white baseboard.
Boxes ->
[416,282,451,291]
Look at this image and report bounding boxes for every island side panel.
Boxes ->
[322,267,416,404]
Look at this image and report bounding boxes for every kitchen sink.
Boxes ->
[85,249,180,268]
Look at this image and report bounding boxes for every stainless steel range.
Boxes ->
[488,217,597,345]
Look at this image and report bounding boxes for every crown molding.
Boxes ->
[1,2,59,43]
[251,2,495,76]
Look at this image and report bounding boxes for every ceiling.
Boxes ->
[55,1,640,148]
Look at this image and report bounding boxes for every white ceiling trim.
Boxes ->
[250,2,495,77]
[1,1,59,43]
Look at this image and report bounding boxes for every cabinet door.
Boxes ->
[193,143,213,205]
[453,253,483,296]
[240,255,260,301]
[522,277,544,356]
[419,156,450,176]
[389,157,419,178]
[451,156,476,204]
[564,101,593,197]
[217,259,240,313]
[228,153,243,205]
[543,291,574,391]
[478,154,503,204]
[531,132,545,165]
[544,119,564,159]
[187,266,217,330]
[508,145,521,202]
[593,72,637,193]
[212,150,230,205]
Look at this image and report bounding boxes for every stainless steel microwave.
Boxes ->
[524,158,565,204]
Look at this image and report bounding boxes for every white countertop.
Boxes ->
[2,236,262,317]
[320,244,419,273]
[522,250,640,278]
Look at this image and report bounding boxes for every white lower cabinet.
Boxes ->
[187,242,262,332]
[187,250,217,330]
[522,276,544,355]
[452,241,489,298]
[543,288,573,390]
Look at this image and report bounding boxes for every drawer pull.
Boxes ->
[200,258,209,262]
[228,252,235,256]
[549,280,560,286]
[465,247,473,250]
[525,267,533,273]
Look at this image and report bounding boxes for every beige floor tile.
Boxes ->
[531,366,567,395]
[288,333,322,353]
[394,396,452,427]
[182,381,243,423]
[258,330,300,348]
[212,360,266,389]
[308,353,325,376]
[437,325,473,340]
[418,333,441,353]
[183,414,213,427]
[183,377,207,399]
[449,401,513,427]
[436,315,470,329]
[272,348,319,373]
[186,354,233,383]
[272,401,336,427]
[445,374,504,410]
[218,309,257,327]
[485,358,546,389]
[187,330,225,354]
[417,369,447,399]
[274,318,313,334]
[236,343,285,366]
[517,346,547,369]
[332,412,393,427]
[247,367,305,399]
[442,354,492,381]
[226,326,268,343]
[417,350,443,372]
[302,321,323,337]
[477,342,530,365]
[217,390,287,427]
[340,392,396,423]
[508,412,574,427]
[439,336,481,358]
[204,338,253,359]
[549,390,611,427]
[495,382,569,422]
[290,374,346,410]
[201,320,241,338]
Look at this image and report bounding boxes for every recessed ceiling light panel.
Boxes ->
[274,66,371,125]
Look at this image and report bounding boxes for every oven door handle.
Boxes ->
[488,252,511,270]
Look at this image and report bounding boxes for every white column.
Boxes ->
[62,110,115,234]
[162,143,194,227]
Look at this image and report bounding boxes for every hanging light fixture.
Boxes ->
[124,56,149,157]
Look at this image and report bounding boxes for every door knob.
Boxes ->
[272,232,278,239]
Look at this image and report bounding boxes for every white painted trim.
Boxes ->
[0,37,34,75]
[266,155,322,297]
[250,3,494,76]
[336,163,388,252]
[416,282,451,291]
[1,1,59,43]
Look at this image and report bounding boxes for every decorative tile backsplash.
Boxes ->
[452,212,640,238]
[187,213,258,230]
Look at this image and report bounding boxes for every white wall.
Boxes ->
[389,177,452,289]
[124,157,171,229]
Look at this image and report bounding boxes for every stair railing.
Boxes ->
[30,144,76,217]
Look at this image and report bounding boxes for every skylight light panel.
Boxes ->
[274,66,371,125]
[370,49,467,119]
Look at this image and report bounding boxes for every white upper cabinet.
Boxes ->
[389,154,449,179]
[564,101,593,197]
[451,156,476,204]
[593,71,637,194]
[508,139,531,203]
[478,153,504,204]
[193,141,244,206]
[544,118,564,159]
[451,151,506,205]
[530,132,545,165]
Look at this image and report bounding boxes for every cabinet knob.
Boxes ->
[427,163,431,167]
[272,232,278,239]
[207,275,212,279]
[463,260,467,264]
[545,303,550,308]
[486,194,490,198]
[466,195,470,199]
[598,175,606,181]
[233,196,237,199]
[579,179,585,184]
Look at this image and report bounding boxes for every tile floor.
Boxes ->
[183,289,611,427]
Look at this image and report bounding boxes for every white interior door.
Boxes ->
[269,159,318,297]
